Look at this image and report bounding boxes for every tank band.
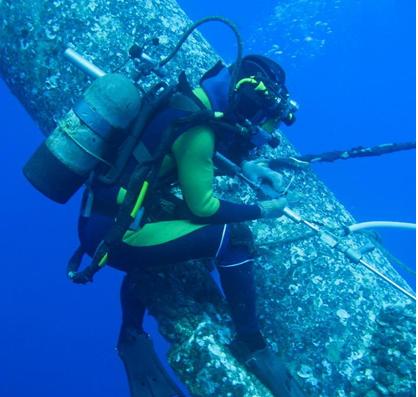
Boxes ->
[74,99,122,140]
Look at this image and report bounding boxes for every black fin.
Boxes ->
[117,329,186,397]
[230,338,306,397]
[244,348,306,397]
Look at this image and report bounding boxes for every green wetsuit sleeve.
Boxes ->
[172,126,220,218]
[172,126,262,223]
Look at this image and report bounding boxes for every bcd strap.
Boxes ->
[177,71,194,97]
[86,163,153,283]
[69,84,180,284]
[132,141,154,165]
[176,71,207,111]
[98,83,178,185]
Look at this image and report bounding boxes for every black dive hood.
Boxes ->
[231,55,298,126]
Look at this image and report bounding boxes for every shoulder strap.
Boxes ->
[98,83,178,185]
[173,71,207,111]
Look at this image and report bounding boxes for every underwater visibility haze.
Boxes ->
[0,0,415,396]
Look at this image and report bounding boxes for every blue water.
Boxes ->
[0,1,415,396]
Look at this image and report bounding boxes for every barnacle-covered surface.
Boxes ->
[0,0,218,134]
[1,1,415,396]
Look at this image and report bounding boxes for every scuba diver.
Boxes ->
[75,54,305,397]
[20,14,416,396]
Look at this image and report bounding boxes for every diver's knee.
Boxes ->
[216,224,255,268]
[228,223,256,255]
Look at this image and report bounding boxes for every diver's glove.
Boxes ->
[68,270,93,284]
[285,190,303,207]
[242,160,284,198]
[259,191,302,218]
[68,264,97,284]
[258,197,288,218]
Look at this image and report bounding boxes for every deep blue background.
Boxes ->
[0,1,415,396]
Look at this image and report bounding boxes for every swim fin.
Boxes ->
[117,328,186,397]
[230,338,306,397]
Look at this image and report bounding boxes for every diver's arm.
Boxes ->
[172,126,261,224]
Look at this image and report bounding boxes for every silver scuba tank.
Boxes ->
[23,73,141,204]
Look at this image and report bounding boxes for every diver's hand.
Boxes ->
[258,197,288,218]
[258,191,302,218]
[68,269,94,284]
[242,160,284,197]
[285,190,303,207]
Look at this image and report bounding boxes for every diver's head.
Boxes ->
[231,55,298,126]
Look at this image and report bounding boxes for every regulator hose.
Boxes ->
[159,16,243,99]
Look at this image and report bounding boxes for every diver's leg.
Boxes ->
[113,224,304,396]
[215,224,266,350]
[216,224,306,397]
[112,225,228,397]
[110,223,227,270]
[119,274,146,334]
[117,274,186,397]
[216,255,266,348]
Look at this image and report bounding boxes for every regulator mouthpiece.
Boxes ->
[281,98,299,126]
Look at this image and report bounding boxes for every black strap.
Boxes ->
[170,71,208,114]
[73,119,180,284]
[98,83,178,185]
[69,84,180,284]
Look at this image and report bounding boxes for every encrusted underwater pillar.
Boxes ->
[1,1,415,396]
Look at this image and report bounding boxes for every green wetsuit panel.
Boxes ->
[123,220,206,247]
[122,124,220,247]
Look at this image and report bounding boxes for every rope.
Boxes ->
[361,231,416,276]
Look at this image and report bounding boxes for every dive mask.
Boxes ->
[262,81,299,126]
[233,54,299,127]
[233,75,298,127]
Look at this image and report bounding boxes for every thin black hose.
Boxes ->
[159,16,243,99]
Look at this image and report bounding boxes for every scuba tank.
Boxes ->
[23,73,141,204]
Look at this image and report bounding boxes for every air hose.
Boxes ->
[159,16,243,99]
[269,141,416,169]
[346,221,416,234]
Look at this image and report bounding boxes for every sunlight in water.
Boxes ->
[248,0,355,63]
